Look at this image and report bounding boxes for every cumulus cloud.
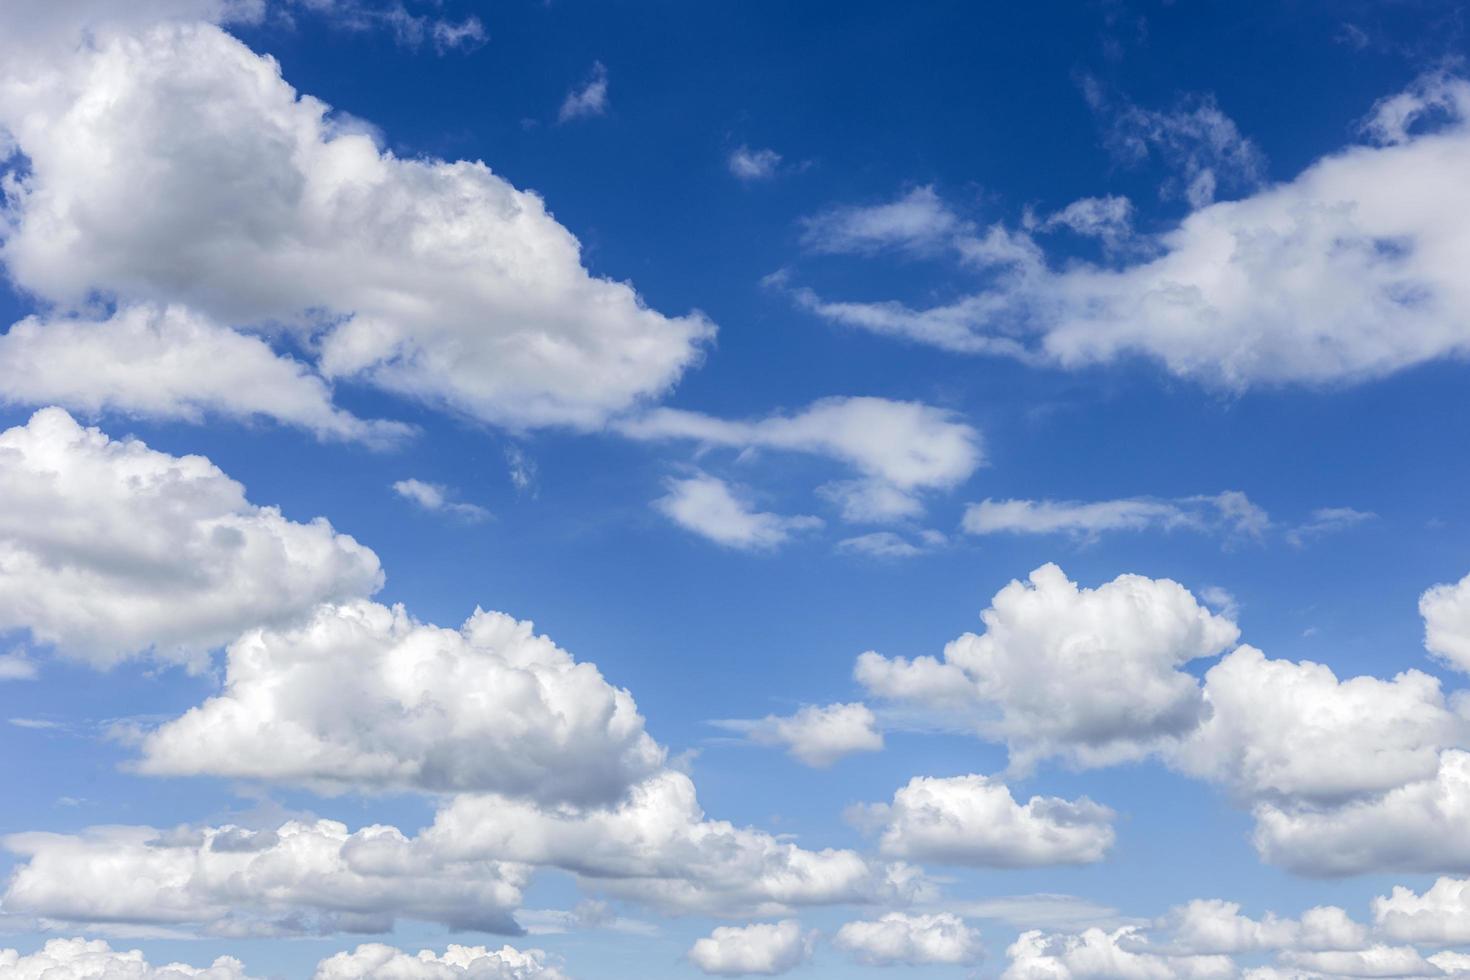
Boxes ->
[833,912,983,967]
[687,920,815,976]
[852,774,1115,867]
[0,22,710,431]
[0,305,407,445]
[391,479,490,521]
[1277,945,1440,978]
[1161,900,1367,956]
[1171,646,1459,806]
[784,74,1470,389]
[1375,877,1470,945]
[137,599,665,804]
[312,943,567,980]
[962,491,1269,543]
[0,938,256,980]
[713,702,882,767]
[1421,571,1470,673]
[654,474,822,550]
[728,146,782,181]
[1252,750,1470,876]
[558,61,608,122]
[856,564,1239,768]
[1,819,530,936]
[622,396,983,522]
[0,408,382,668]
[1002,927,1234,980]
[423,770,930,918]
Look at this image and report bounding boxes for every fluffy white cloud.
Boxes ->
[833,912,983,967]
[391,479,490,521]
[1002,927,1234,980]
[1375,878,1470,945]
[312,943,566,980]
[713,702,883,767]
[687,921,815,976]
[1162,900,1367,955]
[1420,571,1470,673]
[0,408,382,667]
[962,492,1269,542]
[654,474,821,550]
[137,599,665,804]
[1,819,529,936]
[1252,750,1470,876]
[1277,946,1440,978]
[1172,646,1459,805]
[621,396,983,522]
[0,21,711,431]
[856,564,1239,768]
[423,770,929,918]
[0,306,406,444]
[787,74,1470,389]
[853,774,1115,867]
[0,938,255,980]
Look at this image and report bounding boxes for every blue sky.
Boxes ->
[3,2,1470,978]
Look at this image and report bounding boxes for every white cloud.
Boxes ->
[687,920,815,976]
[1375,877,1470,945]
[835,531,927,558]
[1002,927,1234,980]
[0,305,407,445]
[137,599,665,805]
[622,396,984,522]
[0,23,711,430]
[962,491,1269,543]
[785,75,1470,389]
[1278,945,1440,978]
[1252,750,1470,876]
[0,937,256,980]
[853,774,1115,867]
[1171,646,1458,805]
[800,186,962,255]
[654,474,821,550]
[0,650,38,680]
[728,146,782,181]
[392,478,490,521]
[1285,508,1376,548]
[856,564,1239,768]
[1421,571,1470,673]
[0,408,382,668]
[558,61,608,122]
[422,770,930,918]
[833,912,983,967]
[713,702,883,767]
[1161,900,1367,955]
[1,819,530,936]
[312,943,567,980]
[1031,195,1135,250]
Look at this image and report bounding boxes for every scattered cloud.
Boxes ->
[713,702,883,767]
[728,145,783,181]
[687,920,815,976]
[392,478,490,522]
[654,474,822,551]
[834,912,984,967]
[558,61,609,122]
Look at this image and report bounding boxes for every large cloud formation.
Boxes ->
[137,599,665,805]
[0,407,382,667]
[0,938,256,980]
[0,12,712,432]
[856,563,1239,767]
[788,73,1470,389]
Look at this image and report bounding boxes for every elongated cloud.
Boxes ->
[0,408,382,668]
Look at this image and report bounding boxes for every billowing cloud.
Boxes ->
[713,702,883,767]
[1375,878,1470,945]
[856,564,1239,768]
[0,938,256,980]
[423,770,930,918]
[622,396,983,522]
[687,920,815,976]
[0,21,711,431]
[785,74,1470,390]
[1421,571,1470,673]
[654,474,821,551]
[1002,927,1234,980]
[2,819,530,936]
[0,408,382,668]
[1277,945,1440,978]
[1162,900,1367,956]
[834,912,983,967]
[852,774,1115,867]
[0,305,406,445]
[1172,646,1459,805]
[137,599,665,804]
[312,943,567,980]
